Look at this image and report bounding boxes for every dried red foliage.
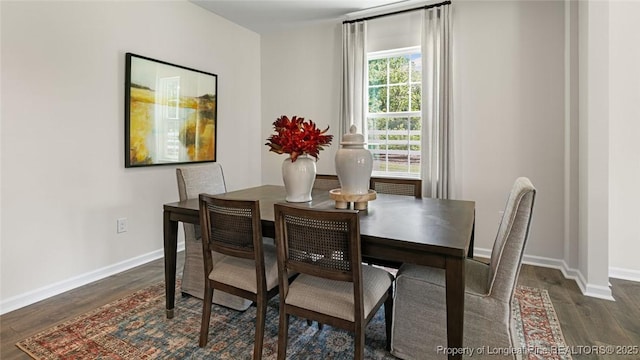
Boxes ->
[265,115,333,162]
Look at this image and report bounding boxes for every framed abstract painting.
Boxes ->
[125,53,217,167]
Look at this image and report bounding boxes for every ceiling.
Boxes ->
[191,0,411,34]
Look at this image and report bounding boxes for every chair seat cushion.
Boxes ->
[285,265,393,322]
[209,242,279,293]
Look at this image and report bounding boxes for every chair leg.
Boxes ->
[277,310,290,360]
[253,297,267,360]
[354,327,365,360]
[199,286,214,347]
[384,289,394,351]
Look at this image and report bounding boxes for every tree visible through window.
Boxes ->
[367,47,421,177]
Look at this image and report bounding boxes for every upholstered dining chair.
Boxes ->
[176,164,251,311]
[273,204,394,360]
[370,176,422,198]
[390,177,536,359]
[198,195,280,359]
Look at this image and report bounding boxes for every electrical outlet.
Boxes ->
[117,218,128,233]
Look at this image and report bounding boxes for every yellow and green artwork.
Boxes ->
[125,53,217,167]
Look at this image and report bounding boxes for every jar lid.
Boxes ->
[340,125,366,145]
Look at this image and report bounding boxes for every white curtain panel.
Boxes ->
[421,4,453,199]
[340,21,368,140]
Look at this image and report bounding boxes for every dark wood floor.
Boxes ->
[517,265,640,360]
[1,255,638,360]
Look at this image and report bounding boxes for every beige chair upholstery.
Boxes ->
[274,204,394,359]
[198,195,280,359]
[176,163,251,311]
[391,177,536,359]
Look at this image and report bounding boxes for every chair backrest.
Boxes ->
[199,195,267,292]
[177,163,227,240]
[274,204,362,284]
[177,163,226,201]
[487,177,536,303]
[370,177,422,198]
[313,174,341,191]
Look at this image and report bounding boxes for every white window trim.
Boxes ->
[368,46,421,60]
[367,46,422,179]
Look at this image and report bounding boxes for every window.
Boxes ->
[367,46,421,177]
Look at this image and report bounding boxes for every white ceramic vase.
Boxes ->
[335,125,373,195]
[282,155,316,202]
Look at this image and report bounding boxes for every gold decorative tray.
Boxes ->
[329,189,377,210]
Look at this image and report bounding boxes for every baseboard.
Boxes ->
[609,267,640,282]
[473,247,615,301]
[583,281,615,300]
[0,241,186,315]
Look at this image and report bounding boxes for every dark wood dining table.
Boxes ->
[163,185,475,360]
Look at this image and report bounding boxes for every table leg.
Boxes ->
[445,256,465,360]
[467,215,475,258]
[163,210,178,319]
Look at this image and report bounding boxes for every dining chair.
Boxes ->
[273,204,394,360]
[370,176,422,198]
[313,174,341,191]
[176,164,251,311]
[198,195,280,359]
[365,176,422,269]
[390,177,536,359]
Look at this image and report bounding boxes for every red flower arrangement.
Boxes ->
[265,115,333,162]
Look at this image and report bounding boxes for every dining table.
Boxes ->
[163,185,475,360]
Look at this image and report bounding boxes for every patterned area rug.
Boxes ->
[17,283,571,359]
[512,286,572,360]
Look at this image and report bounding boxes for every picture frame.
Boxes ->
[125,53,218,167]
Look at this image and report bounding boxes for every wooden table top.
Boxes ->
[164,185,475,259]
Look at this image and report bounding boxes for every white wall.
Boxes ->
[261,1,567,260]
[578,0,612,298]
[261,22,342,185]
[564,0,580,284]
[453,0,565,260]
[608,0,640,280]
[0,0,261,312]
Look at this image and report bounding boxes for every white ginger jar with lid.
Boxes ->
[335,125,373,195]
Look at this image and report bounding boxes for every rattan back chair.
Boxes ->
[273,204,394,359]
[370,176,422,198]
[365,176,422,269]
[198,195,280,360]
[314,174,341,191]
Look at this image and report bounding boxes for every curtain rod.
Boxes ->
[343,0,451,24]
